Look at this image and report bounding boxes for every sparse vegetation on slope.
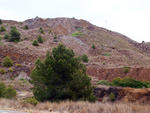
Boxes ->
[9,26,21,42]
[2,56,13,67]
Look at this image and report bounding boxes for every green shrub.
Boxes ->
[48,29,51,34]
[112,77,144,88]
[23,97,38,106]
[39,27,44,34]
[0,19,2,24]
[4,33,9,39]
[2,56,13,67]
[37,35,43,43]
[24,25,29,30]
[0,82,6,97]
[0,68,6,75]
[124,67,130,74]
[0,26,6,32]
[72,32,84,36]
[108,92,115,101]
[103,53,111,56]
[3,85,17,99]
[32,40,39,46]
[53,36,57,39]
[16,64,22,67]
[92,44,96,49]
[8,68,14,72]
[82,54,89,62]
[9,26,21,42]
[77,28,82,31]
[97,80,110,86]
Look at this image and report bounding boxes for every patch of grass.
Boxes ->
[0,68,6,74]
[16,64,22,67]
[103,53,111,56]
[72,32,84,36]
[77,28,83,31]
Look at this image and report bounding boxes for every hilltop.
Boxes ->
[1,17,150,81]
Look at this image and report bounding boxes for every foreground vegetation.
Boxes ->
[0,99,149,113]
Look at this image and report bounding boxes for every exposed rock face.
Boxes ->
[87,67,150,81]
[94,86,150,104]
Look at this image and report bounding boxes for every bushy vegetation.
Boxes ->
[48,29,51,34]
[97,77,149,88]
[31,44,96,102]
[9,26,21,42]
[24,25,29,30]
[123,67,130,74]
[72,32,84,36]
[0,83,16,99]
[37,35,43,43]
[23,97,38,106]
[39,27,44,34]
[92,44,96,49]
[2,56,13,67]
[16,64,22,67]
[32,40,39,46]
[8,68,14,72]
[0,68,6,75]
[4,33,9,39]
[108,92,115,101]
[82,54,89,63]
[0,26,6,32]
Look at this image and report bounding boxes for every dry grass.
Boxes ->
[0,99,150,113]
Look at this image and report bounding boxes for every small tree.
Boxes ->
[37,35,43,43]
[3,85,17,99]
[4,33,9,39]
[39,27,44,34]
[31,44,96,102]
[82,54,89,62]
[0,26,6,32]
[92,44,96,49]
[32,40,39,46]
[24,25,29,30]
[2,56,13,67]
[9,26,21,42]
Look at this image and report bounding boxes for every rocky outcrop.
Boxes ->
[87,67,150,81]
[94,86,150,104]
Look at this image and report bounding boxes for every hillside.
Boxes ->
[1,17,150,81]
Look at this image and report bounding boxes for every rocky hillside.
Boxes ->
[1,17,150,81]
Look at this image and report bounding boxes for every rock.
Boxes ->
[15,71,30,81]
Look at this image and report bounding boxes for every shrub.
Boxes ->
[53,36,57,39]
[0,82,6,97]
[0,26,6,32]
[0,19,2,24]
[3,85,17,99]
[77,28,83,31]
[112,77,144,88]
[23,97,38,106]
[108,92,115,101]
[72,32,84,36]
[0,68,6,75]
[31,44,96,102]
[9,26,21,42]
[2,56,13,67]
[37,35,43,43]
[97,80,110,86]
[92,44,96,49]
[24,25,29,30]
[82,54,89,62]
[48,29,51,34]
[124,67,130,74]
[16,64,22,67]
[4,33,9,39]
[8,68,14,72]
[39,27,44,34]
[32,40,39,46]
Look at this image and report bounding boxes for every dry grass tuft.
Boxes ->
[0,99,149,113]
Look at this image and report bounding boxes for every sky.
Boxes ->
[0,0,150,43]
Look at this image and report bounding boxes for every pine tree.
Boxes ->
[31,44,96,102]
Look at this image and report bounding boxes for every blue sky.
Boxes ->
[0,0,150,42]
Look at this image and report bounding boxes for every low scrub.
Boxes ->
[0,68,6,75]
[72,32,84,36]
[97,77,149,88]
[2,56,13,67]
[23,97,38,106]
